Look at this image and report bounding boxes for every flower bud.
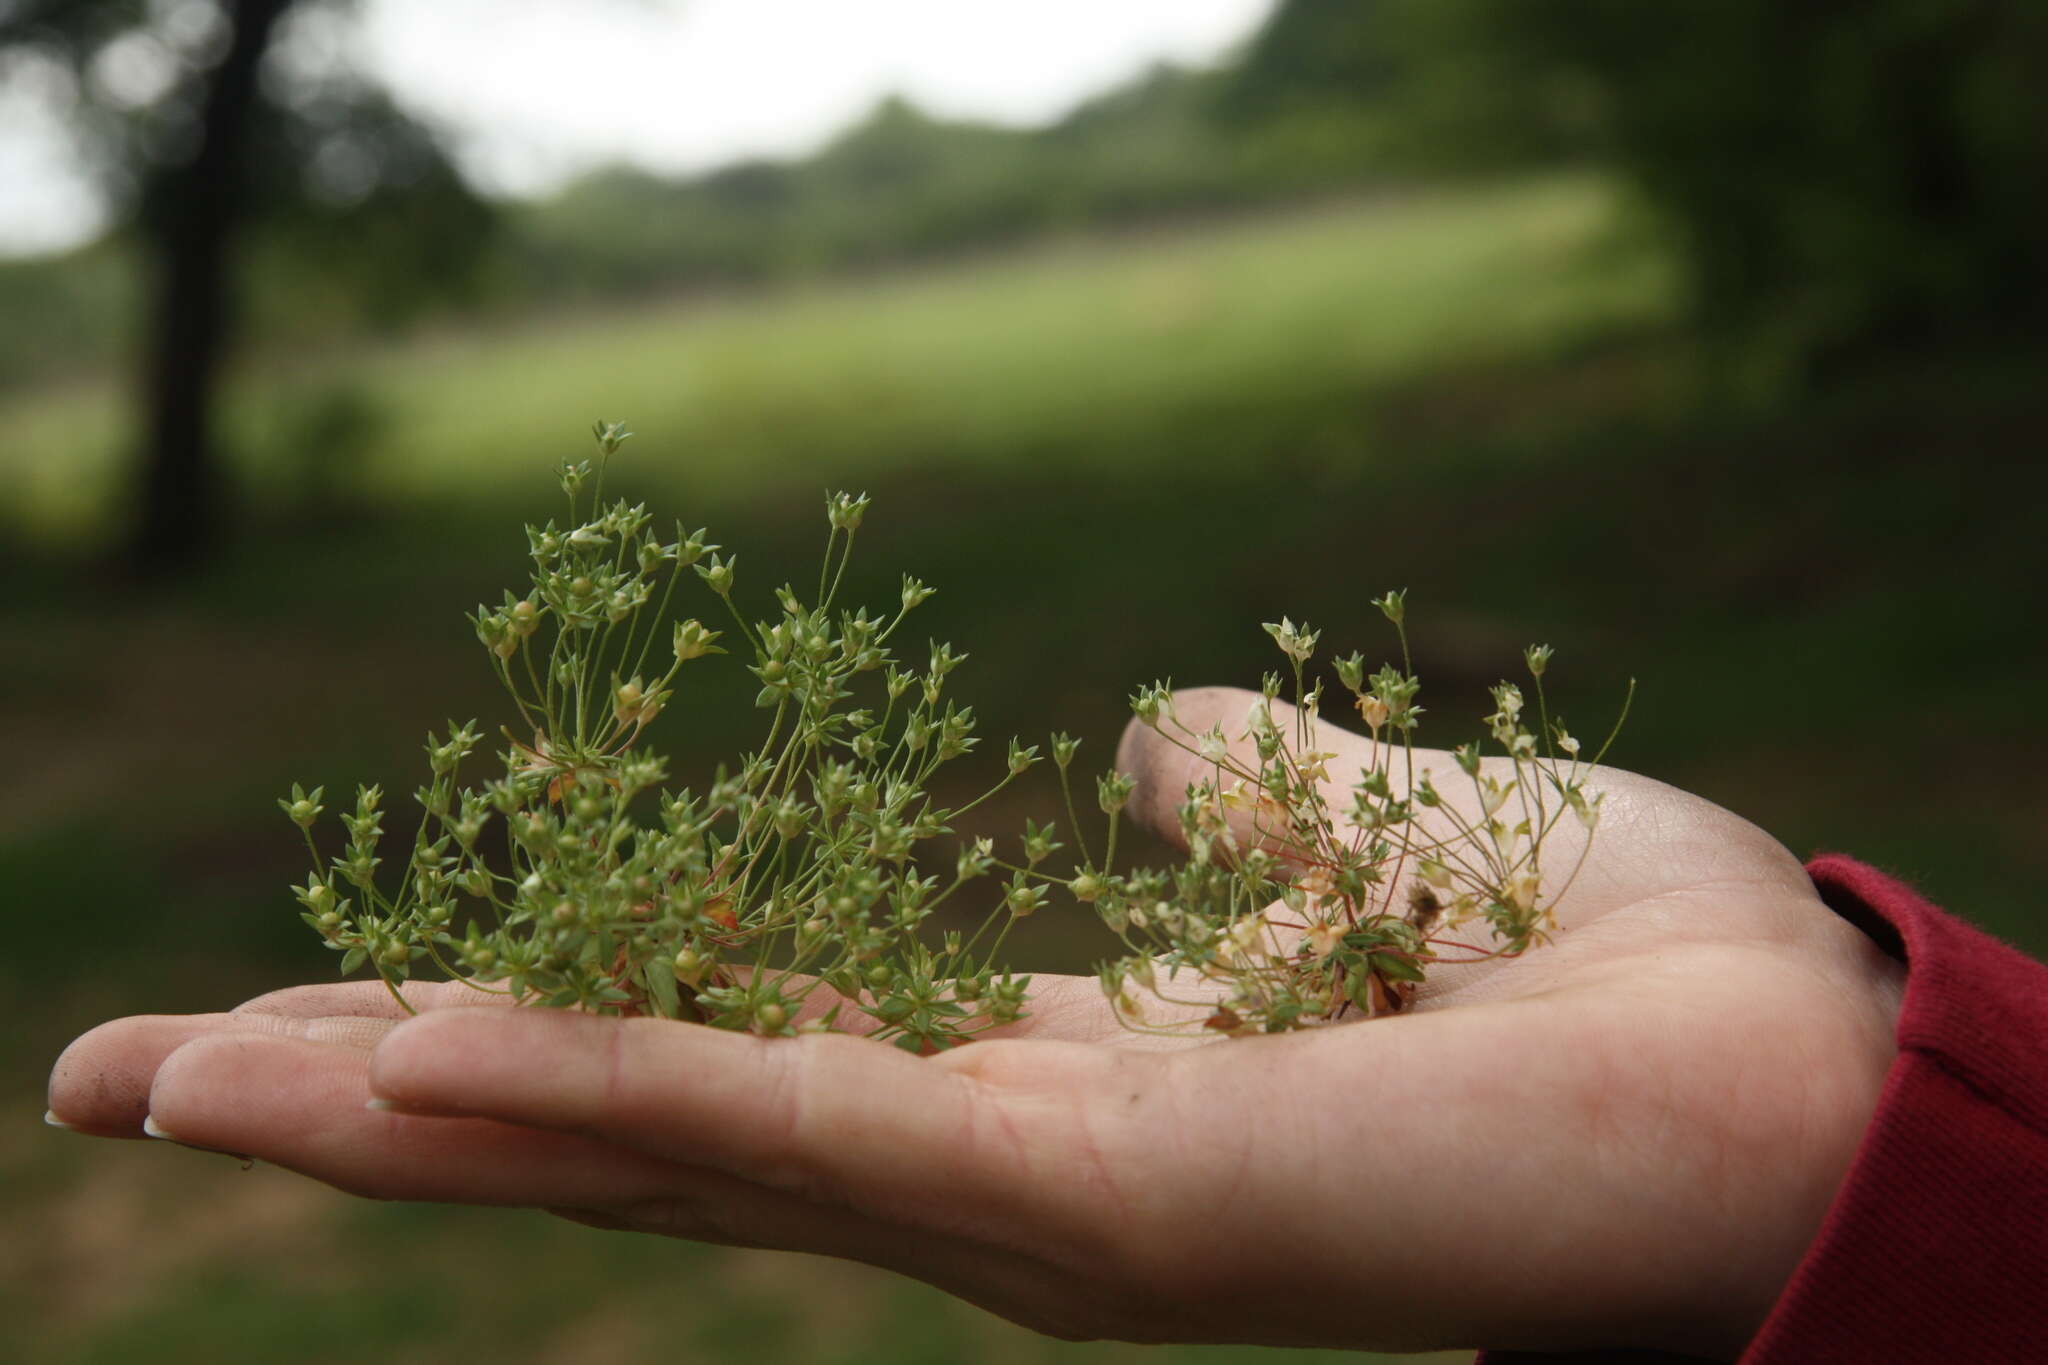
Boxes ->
[827,491,869,531]
[697,556,735,596]
[614,679,645,725]
[1334,652,1365,692]
[1097,771,1135,816]
[672,619,722,662]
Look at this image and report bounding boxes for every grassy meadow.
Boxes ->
[4,173,2042,1363]
[0,177,1654,546]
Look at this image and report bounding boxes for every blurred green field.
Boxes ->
[7,174,2044,1363]
[0,176,1659,547]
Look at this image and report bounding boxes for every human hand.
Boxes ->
[48,687,1903,1359]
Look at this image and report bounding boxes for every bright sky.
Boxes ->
[0,0,1275,257]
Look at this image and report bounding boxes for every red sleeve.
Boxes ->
[1476,854,2048,1365]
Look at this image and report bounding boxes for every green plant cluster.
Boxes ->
[284,425,1620,1045]
[283,423,1038,1050]
[1090,600,1626,1035]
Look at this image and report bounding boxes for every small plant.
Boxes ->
[1084,607,1629,1035]
[284,423,1037,1050]
[283,424,1623,1044]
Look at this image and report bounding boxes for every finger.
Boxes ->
[1116,686,1375,859]
[1114,685,1658,928]
[47,966,1181,1140]
[145,1030,922,1255]
[1116,684,1513,879]
[1121,688,1812,926]
[1113,684,1485,917]
[47,979,516,1137]
[49,1010,400,1137]
[367,1007,1145,1252]
[151,1028,1198,1339]
[148,1031,692,1203]
[230,978,516,1022]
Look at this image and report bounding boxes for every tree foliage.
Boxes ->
[0,0,490,568]
[1236,0,2048,377]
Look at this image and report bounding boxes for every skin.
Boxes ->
[47,687,1904,1359]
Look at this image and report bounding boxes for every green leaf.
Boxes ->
[339,946,367,975]
[642,961,680,1019]
[1371,952,1428,984]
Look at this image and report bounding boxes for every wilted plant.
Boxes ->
[283,423,1623,1046]
[1087,607,1629,1035]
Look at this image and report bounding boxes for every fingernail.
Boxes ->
[142,1115,253,1163]
[44,1110,76,1131]
[365,1096,433,1115]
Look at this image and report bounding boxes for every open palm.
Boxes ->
[49,687,1901,1360]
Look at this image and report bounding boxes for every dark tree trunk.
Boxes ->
[127,0,290,574]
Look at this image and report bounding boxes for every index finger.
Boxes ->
[47,979,510,1136]
[366,1006,1140,1247]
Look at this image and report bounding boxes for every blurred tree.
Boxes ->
[0,0,490,572]
[1224,0,1407,114]
[1235,0,2048,381]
